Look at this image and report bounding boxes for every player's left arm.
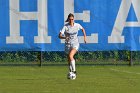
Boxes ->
[81,28,87,43]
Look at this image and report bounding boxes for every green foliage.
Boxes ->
[0,51,140,63]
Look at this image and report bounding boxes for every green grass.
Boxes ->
[0,66,140,93]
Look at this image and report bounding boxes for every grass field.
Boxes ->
[0,65,140,93]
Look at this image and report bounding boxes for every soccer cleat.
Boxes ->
[73,71,77,75]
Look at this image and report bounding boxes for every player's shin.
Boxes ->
[71,59,76,72]
[68,62,72,72]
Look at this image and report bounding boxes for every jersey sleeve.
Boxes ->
[78,24,83,30]
[60,26,66,34]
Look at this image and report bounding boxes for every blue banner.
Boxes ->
[0,0,140,51]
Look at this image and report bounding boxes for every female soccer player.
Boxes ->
[59,13,87,75]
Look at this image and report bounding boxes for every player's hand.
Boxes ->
[65,37,69,41]
[84,36,87,44]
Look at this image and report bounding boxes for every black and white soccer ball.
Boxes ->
[67,72,76,80]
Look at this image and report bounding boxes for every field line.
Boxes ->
[110,68,140,75]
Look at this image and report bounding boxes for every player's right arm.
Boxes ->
[58,32,66,39]
[59,26,66,39]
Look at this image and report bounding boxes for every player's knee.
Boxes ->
[69,54,73,61]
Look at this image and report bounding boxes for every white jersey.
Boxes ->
[60,23,83,44]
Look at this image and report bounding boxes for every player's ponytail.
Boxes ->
[65,13,74,22]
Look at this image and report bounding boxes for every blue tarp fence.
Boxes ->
[0,0,140,51]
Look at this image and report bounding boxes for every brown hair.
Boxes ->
[65,13,74,22]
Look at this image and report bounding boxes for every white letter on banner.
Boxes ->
[7,0,51,44]
[34,0,51,43]
[108,0,140,43]
[61,0,98,43]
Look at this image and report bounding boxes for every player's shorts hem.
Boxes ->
[65,44,79,54]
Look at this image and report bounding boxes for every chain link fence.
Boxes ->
[0,51,140,66]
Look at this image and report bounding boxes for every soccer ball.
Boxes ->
[67,72,76,80]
